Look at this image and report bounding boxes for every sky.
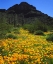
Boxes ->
[0,0,53,17]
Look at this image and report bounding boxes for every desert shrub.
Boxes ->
[0,12,13,39]
[34,21,48,32]
[6,34,17,39]
[14,31,20,34]
[13,27,20,34]
[0,23,13,39]
[50,30,53,32]
[36,25,47,32]
[46,33,53,42]
[23,21,48,34]
[34,30,44,35]
[23,24,35,33]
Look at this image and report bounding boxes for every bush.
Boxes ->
[13,28,20,34]
[46,33,53,42]
[23,24,35,33]
[37,25,47,32]
[34,23,48,32]
[6,34,17,39]
[23,22,48,34]
[0,23,13,39]
[34,30,44,35]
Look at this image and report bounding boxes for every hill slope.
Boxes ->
[0,2,53,28]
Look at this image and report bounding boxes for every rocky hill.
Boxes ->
[0,2,53,27]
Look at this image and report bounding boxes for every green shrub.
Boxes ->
[23,24,35,33]
[13,28,20,34]
[0,23,13,39]
[23,22,48,34]
[34,23,48,32]
[6,34,17,39]
[34,30,44,35]
[46,33,53,42]
[37,25,47,32]
[14,31,20,34]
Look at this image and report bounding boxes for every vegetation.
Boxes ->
[46,33,53,42]
[13,28,20,34]
[0,12,13,39]
[23,20,48,34]
[0,22,13,39]
[0,28,53,64]
[0,2,53,64]
[33,19,48,32]
[34,30,44,35]
[6,34,17,39]
[23,24,35,33]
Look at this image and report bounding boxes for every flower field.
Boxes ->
[0,28,53,64]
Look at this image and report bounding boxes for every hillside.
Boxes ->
[0,2,53,27]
